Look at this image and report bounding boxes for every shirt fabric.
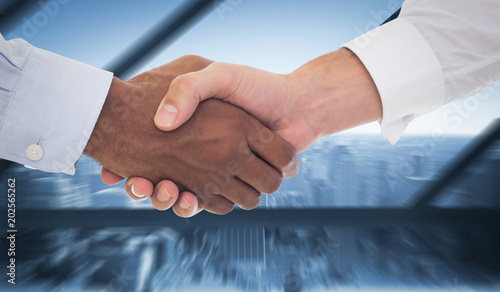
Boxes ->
[344,0,500,144]
[0,33,113,174]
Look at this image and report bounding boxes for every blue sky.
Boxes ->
[4,0,499,136]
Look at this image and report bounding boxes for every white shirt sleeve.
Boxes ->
[343,0,500,144]
[0,34,113,174]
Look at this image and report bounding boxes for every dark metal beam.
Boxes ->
[0,159,13,172]
[105,0,217,79]
[409,119,500,209]
[0,0,47,33]
[381,8,401,25]
[17,208,500,229]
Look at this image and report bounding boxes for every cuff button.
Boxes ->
[26,144,43,161]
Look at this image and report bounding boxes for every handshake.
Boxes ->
[84,55,301,217]
[83,50,382,217]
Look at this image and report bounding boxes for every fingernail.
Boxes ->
[156,104,178,127]
[179,197,191,209]
[158,186,172,202]
[131,185,145,198]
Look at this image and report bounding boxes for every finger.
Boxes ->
[217,178,262,211]
[195,194,235,215]
[125,177,154,201]
[247,127,300,178]
[150,180,179,211]
[172,191,200,218]
[236,150,283,194]
[101,168,124,185]
[154,62,238,131]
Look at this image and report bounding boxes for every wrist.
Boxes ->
[84,77,132,162]
[288,48,382,139]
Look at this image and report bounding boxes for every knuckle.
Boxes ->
[216,204,235,215]
[207,62,237,85]
[217,143,239,162]
[207,61,227,72]
[239,192,261,210]
[203,196,235,215]
[281,142,297,165]
[180,55,213,70]
[179,54,201,61]
[237,141,253,160]
[172,74,195,93]
[264,175,282,194]
[257,127,275,145]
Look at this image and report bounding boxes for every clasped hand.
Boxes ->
[84,56,299,216]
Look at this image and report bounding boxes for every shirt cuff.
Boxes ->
[0,46,113,173]
[343,18,445,144]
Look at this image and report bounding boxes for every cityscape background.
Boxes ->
[1,0,499,291]
[1,134,499,291]
[2,134,500,211]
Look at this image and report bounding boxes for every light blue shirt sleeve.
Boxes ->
[0,33,113,174]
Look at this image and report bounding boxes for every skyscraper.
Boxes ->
[330,145,359,206]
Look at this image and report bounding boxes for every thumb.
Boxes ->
[154,62,238,131]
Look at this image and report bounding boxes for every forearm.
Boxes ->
[84,77,129,164]
[287,48,382,140]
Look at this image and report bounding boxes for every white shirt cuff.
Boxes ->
[343,18,445,144]
[0,46,113,173]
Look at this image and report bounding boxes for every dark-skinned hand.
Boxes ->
[85,56,299,215]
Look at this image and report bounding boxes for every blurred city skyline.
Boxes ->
[6,134,499,210]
